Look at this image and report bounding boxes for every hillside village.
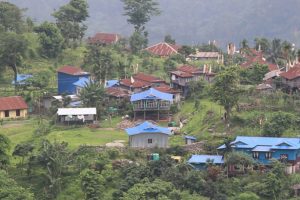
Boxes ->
[1,1,300,200]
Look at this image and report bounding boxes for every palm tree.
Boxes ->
[79,82,106,119]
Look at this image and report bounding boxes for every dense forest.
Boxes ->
[8,0,300,47]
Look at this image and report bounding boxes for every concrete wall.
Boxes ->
[129,133,169,148]
[0,109,27,119]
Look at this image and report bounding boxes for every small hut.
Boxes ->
[125,121,171,148]
[57,108,96,124]
[185,136,197,145]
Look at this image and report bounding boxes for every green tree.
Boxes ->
[164,34,176,44]
[34,22,64,58]
[122,179,179,200]
[0,134,10,169]
[84,45,113,83]
[263,112,296,137]
[0,170,34,200]
[254,37,270,53]
[53,0,89,47]
[0,32,28,90]
[234,192,260,200]
[178,45,195,57]
[79,82,106,119]
[0,2,24,33]
[80,169,105,200]
[211,67,241,121]
[13,142,34,166]
[26,71,51,90]
[37,140,73,199]
[225,152,255,174]
[240,63,269,84]
[129,31,148,53]
[121,0,160,32]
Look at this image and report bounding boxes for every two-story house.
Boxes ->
[218,136,300,173]
[130,88,173,121]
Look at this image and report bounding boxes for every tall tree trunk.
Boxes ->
[12,64,18,93]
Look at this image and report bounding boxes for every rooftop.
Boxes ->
[218,136,300,150]
[125,121,171,136]
[120,78,151,88]
[280,65,300,80]
[57,108,96,116]
[145,42,181,57]
[12,74,33,85]
[133,72,165,83]
[189,51,220,58]
[188,155,224,164]
[88,33,120,44]
[0,96,28,111]
[105,87,131,98]
[130,88,173,102]
[73,77,91,88]
[57,66,89,76]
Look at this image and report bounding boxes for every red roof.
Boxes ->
[0,96,28,111]
[88,33,120,45]
[177,65,201,74]
[280,66,300,80]
[153,84,180,94]
[133,73,165,83]
[120,78,151,88]
[57,66,89,76]
[241,56,278,72]
[145,42,181,57]
[105,87,130,98]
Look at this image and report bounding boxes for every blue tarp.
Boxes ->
[73,77,91,88]
[218,136,300,150]
[12,74,33,85]
[130,88,173,102]
[188,155,224,164]
[125,121,171,136]
[105,80,119,88]
[185,136,197,140]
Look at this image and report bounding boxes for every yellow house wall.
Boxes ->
[0,109,28,120]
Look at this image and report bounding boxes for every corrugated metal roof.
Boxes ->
[145,42,180,56]
[251,145,272,152]
[88,33,120,44]
[188,155,224,164]
[130,88,173,102]
[218,136,300,150]
[189,52,220,58]
[280,65,300,80]
[57,66,90,76]
[57,108,96,115]
[125,121,171,136]
[73,77,91,88]
[0,96,28,111]
[105,80,119,88]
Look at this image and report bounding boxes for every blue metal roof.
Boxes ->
[125,121,171,136]
[185,136,197,140]
[73,77,91,88]
[251,145,272,152]
[105,80,119,88]
[188,155,224,164]
[12,74,33,85]
[130,88,173,102]
[218,136,300,150]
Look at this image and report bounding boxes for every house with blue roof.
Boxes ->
[105,80,119,88]
[188,155,224,170]
[57,66,90,95]
[12,74,33,85]
[125,121,171,148]
[185,136,197,145]
[130,88,173,121]
[73,77,92,95]
[218,136,300,173]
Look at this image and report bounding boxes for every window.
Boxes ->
[280,154,288,162]
[16,109,20,117]
[4,110,9,117]
[265,152,272,159]
[252,152,259,159]
[147,139,153,144]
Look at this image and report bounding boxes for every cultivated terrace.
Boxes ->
[1,1,300,200]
